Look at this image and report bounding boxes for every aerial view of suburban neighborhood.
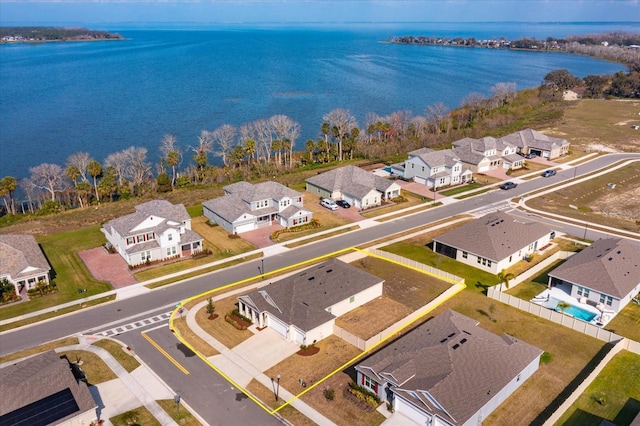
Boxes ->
[1,3,640,426]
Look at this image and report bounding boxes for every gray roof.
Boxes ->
[224,181,302,204]
[105,199,189,237]
[239,259,383,332]
[0,234,51,280]
[549,238,640,299]
[0,351,96,424]
[452,136,498,153]
[433,212,552,262]
[203,193,256,223]
[356,310,542,425]
[408,148,460,168]
[498,128,569,151]
[306,165,396,198]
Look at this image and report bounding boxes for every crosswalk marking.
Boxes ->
[470,202,512,217]
[94,311,172,337]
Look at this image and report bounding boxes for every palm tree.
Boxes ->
[87,160,103,203]
[0,176,17,215]
[497,270,516,292]
[557,301,571,314]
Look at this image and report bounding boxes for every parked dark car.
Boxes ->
[524,153,538,159]
[499,181,518,190]
[541,169,557,178]
[336,200,351,208]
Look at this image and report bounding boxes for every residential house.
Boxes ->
[355,309,542,426]
[237,259,383,345]
[401,148,472,189]
[0,350,97,426]
[432,212,554,274]
[102,199,203,266]
[0,234,51,296]
[548,238,640,315]
[451,136,503,173]
[306,165,401,209]
[499,128,570,159]
[203,181,312,235]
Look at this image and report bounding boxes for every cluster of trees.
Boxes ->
[540,69,640,100]
[0,27,122,42]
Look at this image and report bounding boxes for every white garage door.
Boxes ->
[396,397,429,426]
[269,316,289,339]
[293,327,305,344]
[414,176,427,185]
[234,222,255,234]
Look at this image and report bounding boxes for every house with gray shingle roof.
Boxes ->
[102,199,203,266]
[203,181,312,234]
[548,238,640,315]
[452,136,524,173]
[0,234,51,296]
[499,128,570,159]
[305,165,401,209]
[355,310,542,426]
[0,350,97,426]
[403,148,473,189]
[237,259,383,344]
[432,212,554,274]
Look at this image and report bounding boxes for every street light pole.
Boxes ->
[276,374,281,402]
[583,222,588,240]
[174,394,181,417]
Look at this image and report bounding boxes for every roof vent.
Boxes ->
[308,277,315,281]
[460,338,467,344]
[326,269,333,273]
[608,257,613,261]
[452,344,460,350]
[440,338,448,343]
[448,332,456,338]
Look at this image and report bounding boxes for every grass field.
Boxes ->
[0,337,79,362]
[557,350,640,426]
[57,350,117,385]
[110,406,160,426]
[93,338,141,373]
[157,399,202,426]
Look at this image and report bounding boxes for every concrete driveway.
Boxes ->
[232,328,300,372]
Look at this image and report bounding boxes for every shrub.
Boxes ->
[323,388,335,401]
[347,382,381,407]
[270,219,322,240]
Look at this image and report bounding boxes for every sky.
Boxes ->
[0,0,639,26]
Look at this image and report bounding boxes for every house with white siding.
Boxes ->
[0,234,51,296]
[203,181,312,234]
[402,148,472,189]
[305,165,401,210]
[499,128,570,159]
[432,212,554,274]
[548,238,640,316]
[237,259,383,345]
[355,310,542,426]
[102,200,203,266]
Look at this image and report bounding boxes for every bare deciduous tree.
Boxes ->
[323,108,357,161]
[66,152,92,183]
[211,124,237,167]
[122,146,152,191]
[28,163,66,201]
[425,102,449,135]
[104,151,128,186]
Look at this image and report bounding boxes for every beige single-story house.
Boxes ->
[432,212,554,274]
[237,259,383,345]
[355,310,542,426]
[305,165,401,209]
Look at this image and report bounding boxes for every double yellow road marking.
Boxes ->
[142,332,190,375]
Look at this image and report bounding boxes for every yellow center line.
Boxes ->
[141,332,190,375]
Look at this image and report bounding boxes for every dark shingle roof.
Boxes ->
[0,351,96,424]
[433,212,552,262]
[549,238,640,298]
[0,234,51,280]
[305,165,396,197]
[239,259,383,331]
[356,310,542,425]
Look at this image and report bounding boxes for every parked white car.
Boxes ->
[320,198,338,211]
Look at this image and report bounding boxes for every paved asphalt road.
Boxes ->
[2,153,638,425]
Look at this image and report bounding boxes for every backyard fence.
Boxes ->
[509,250,573,288]
[366,249,465,286]
[487,287,625,344]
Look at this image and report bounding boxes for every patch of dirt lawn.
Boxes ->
[335,296,412,340]
[353,257,453,310]
[264,335,362,400]
[427,289,608,426]
[195,294,254,349]
[245,380,317,426]
[301,372,387,426]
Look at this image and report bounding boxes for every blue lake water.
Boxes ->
[0,22,633,180]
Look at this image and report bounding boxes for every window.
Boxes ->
[364,375,377,392]
[606,296,613,306]
[168,233,173,241]
[141,251,151,262]
[166,246,176,256]
[477,257,482,264]
[462,251,468,259]
[349,295,355,303]
[487,260,492,267]
[599,294,606,304]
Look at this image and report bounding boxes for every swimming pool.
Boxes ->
[543,297,597,322]
[383,166,392,173]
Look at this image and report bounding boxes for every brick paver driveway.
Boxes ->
[78,247,138,289]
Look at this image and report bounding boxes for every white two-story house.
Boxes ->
[403,148,472,189]
[203,181,313,235]
[102,200,203,266]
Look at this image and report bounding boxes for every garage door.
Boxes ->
[293,327,305,344]
[414,176,427,185]
[234,222,255,234]
[269,316,289,339]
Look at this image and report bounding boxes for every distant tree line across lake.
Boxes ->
[389,31,640,72]
[0,27,123,43]
[1,31,639,223]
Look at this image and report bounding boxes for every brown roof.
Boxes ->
[0,351,96,424]
[549,238,640,299]
[433,212,552,262]
[0,234,51,280]
[239,259,383,331]
[356,310,542,425]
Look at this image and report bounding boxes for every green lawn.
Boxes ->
[380,241,499,293]
[605,301,640,342]
[93,339,140,373]
[439,182,483,196]
[0,225,112,321]
[558,350,640,426]
[110,406,160,426]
